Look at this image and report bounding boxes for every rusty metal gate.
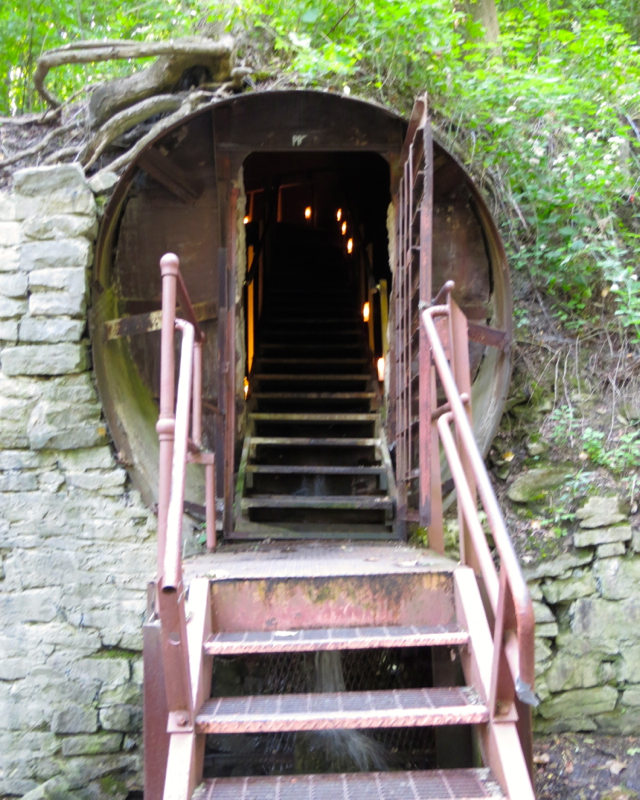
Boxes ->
[394,97,433,531]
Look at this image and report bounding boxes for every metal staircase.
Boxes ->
[236,225,396,539]
[144,247,537,799]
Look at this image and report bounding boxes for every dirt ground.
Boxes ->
[534,733,640,799]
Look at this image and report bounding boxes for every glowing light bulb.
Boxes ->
[336,209,342,221]
[304,206,312,219]
[243,216,250,225]
[347,238,353,254]
[377,357,385,382]
[363,301,370,322]
[243,377,249,400]
[341,221,347,235]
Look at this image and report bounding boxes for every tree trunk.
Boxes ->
[465,0,500,43]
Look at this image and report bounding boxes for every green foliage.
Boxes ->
[549,404,640,473]
[3,0,640,336]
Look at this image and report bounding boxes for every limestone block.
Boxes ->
[98,704,139,732]
[58,447,114,471]
[537,685,618,719]
[0,658,30,680]
[576,495,626,528]
[132,659,143,684]
[528,581,543,601]
[597,542,626,558]
[0,221,20,246]
[88,171,118,194]
[14,165,95,219]
[595,707,640,734]
[0,245,20,272]
[22,213,97,241]
[61,733,123,757]
[571,596,640,650]
[523,551,593,581]
[0,450,56,470]
[60,752,138,789]
[536,622,559,638]
[20,316,85,343]
[574,525,632,548]
[66,469,127,495]
[0,272,28,297]
[0,295,28,318]
[20,239,92,272]
[68,658,130,686]
[2,343,88,377]
[38,372,98,404]
[535,637,552,663]
[0,191,16,220]
[0,588,60,624]
[99,682,142,706]
[632,529,640,554]
[0,698,54,731]
[595,557,640,600]
[533,716,597,734]
[622,686,640,706]
[507,467,572,503]
[28,399,105,450]
[29,266,87,294]
[542,572,597,604]
[619,644,640,683]
[0,320,18,343]
[533,601,556,624]
[544,651,606,692]
[19,777,71,800]
[51,705,98,734]
[0,471,38,491]
[29,291,86,318]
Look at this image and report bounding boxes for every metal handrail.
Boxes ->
[156,253,217,731]
[421,290,536,715]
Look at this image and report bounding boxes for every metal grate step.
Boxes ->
[246,465,386,476]
[193,769,505,799]
[250,413,379,422]
[241,495,394,511]
[196,687,487,733]
[204,623,469,655]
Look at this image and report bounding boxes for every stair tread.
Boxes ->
[241,495,393,510]
[258,358,369,363]
[249,436,381,446]
[246,465,385,474]
[252,374,373,380]
[250,413,378,422]
[252,392,376,399]
[196,686,488,733]
[205,623,469,655]
[193,769,505,799]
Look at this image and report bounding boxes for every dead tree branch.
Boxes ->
[34,36,234,127]
[0,122,78,170]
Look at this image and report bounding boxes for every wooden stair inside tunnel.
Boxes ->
[235,224,397,540]
[158,544,533,799]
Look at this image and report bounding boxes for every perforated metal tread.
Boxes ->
[204,624,469,655]
[192,769,505,799]
[196,687,488,733]
[241,495,394,510]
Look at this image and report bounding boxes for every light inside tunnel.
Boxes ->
[336,209,342,221]
[347,238,353,254]
[363,301,370,322]
[341,221,347,235]
[304,206,312,219]
[377,357,385,382]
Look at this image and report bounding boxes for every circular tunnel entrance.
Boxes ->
[91,90,512,536]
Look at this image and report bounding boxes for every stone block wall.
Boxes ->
[527,495,640,734]
[0,165,155,799]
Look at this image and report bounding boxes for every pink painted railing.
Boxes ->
[422,281,537,729]
[156,252,216,731]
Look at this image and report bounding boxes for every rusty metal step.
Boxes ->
[196,686,487,734]
[252,392,376,400]
[246,465,386,476]
[241,495,393,511]
[193,769,505,799]
[252,374,372,381]
[257,358,369,365]
[250,413,378,423]
[249,436,381,447]
[204,623,469,656]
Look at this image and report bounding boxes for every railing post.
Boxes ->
[157,253,179,582]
